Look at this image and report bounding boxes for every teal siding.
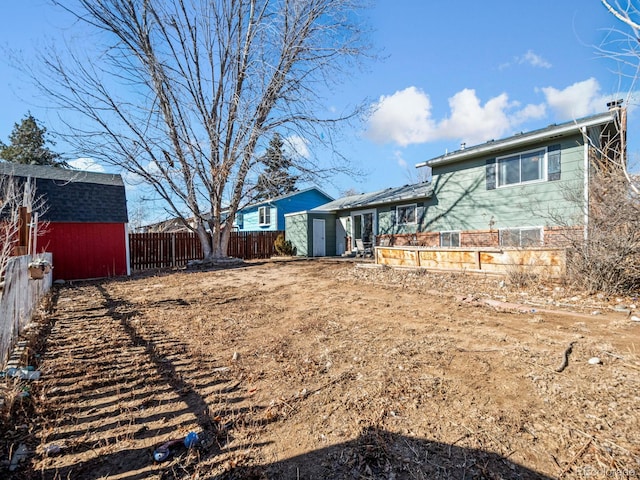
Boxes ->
[316,213,337,256]
[285,212,310,256]
[425,136,585,232]
[377,202,428,235]
[285,211,337,256]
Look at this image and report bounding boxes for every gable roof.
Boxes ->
[312,181,433,212]
[0,162,124,186]
[417,109,620,169]
[0,162,128,223]
[235,186,333,211]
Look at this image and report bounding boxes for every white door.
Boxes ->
[312,219,326,257]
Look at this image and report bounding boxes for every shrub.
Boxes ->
[564,168,640,294]
[274,233,295,256]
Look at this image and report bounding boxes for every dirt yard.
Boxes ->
[2,258,640,479]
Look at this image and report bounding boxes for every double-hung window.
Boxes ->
[497,148,545,187]
[499,227,542,247]
[396,204,417,225]
[258,206,271,226]
[440,231,460,247]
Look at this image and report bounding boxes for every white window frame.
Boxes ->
[396,204,417,225]
[497,147,547,187]
[499,226,543,247]
[258,206,271,226]
[440,231,460,247]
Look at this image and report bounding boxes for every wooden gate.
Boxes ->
[129,232,203,270]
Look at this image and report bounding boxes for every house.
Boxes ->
[135,217,195,233]
[136,187,332,235]
[0,163,129,280]
[285,182,434,256]
[232,187,333,232]
[286,105,624,256]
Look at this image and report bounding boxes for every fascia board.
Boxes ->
[417,112,616,169]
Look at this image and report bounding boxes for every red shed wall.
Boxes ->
[37,222,128,281]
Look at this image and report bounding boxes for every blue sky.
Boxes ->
[0,1,636,221]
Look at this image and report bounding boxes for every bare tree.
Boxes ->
[0,176,41,282]
[563,162,640,293]
[599,0,640,194]
[0,177,21,282]
[541,117,640,293]
[36,0,370,260]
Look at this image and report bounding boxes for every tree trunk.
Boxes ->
[195,223,212,259]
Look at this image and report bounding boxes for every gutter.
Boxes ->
[416,111,616,169]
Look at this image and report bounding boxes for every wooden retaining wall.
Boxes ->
[0,254,53,367]
[375,246,566,277]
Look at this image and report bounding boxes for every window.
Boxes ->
[396,204,416,225]
[499,227,542,247]
[440,231,460,247]
[234,212,244,228]
[258,206,271,225]
[497,148,545,186]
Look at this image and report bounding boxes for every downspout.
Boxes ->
[582,126,589,243]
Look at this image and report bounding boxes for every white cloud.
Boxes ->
[367,86,545,146]
[393,150,407,168]
[519,50,552,69]
[541,78,611,118]
[68,157,105,172]
[512,102,547,125]
[367,87,437,146]
[439,89,544,145]
[500,50,551,70]
[120,161,162,191]
[284,135,310,159]
[121,170,143,190]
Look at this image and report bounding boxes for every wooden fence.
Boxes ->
[226,231,282,260]
[129,231,282,270]
[0,254,53,367]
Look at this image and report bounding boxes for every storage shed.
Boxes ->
[0,163,129,281]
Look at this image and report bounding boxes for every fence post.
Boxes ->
[171,233,176,268]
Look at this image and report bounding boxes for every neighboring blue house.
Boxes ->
[233,187,333,232]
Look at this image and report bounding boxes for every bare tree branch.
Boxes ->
[34,0,371,259]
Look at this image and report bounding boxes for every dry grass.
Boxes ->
[2,259,640,479]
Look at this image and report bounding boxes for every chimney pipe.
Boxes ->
[607,99,623,110]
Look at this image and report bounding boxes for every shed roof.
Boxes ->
[0,162,125,186]
[0,162,128,223]
[312,181,433,212]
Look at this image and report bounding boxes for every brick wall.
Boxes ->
[544,226,582,247]
[378,227,580,249]
[461,230,499,247]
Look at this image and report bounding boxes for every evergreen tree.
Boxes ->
[254,133,298,201]
[0,114,67,167]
